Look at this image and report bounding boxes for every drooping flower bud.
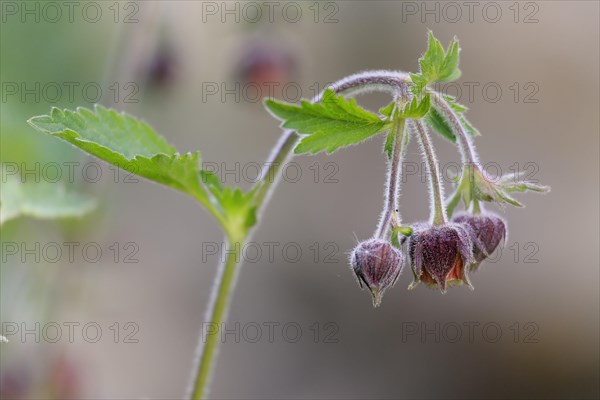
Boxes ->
[351,239,404,307]
[407,223,473,293]
[452,211,507,270]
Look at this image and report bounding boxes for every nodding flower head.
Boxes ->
[351,239,404,307]
[452,211,507,270]
[408,223,473,293]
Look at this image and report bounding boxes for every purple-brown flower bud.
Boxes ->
[351,239,404,307]
[408,223,474,293]
[452,211,507,270]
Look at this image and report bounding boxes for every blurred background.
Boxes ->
[1,1,598,398]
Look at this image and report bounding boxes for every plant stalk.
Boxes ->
[375,116,406,239]
[188,235,242,399]
[430,92,481,217]
[413,119,447,225]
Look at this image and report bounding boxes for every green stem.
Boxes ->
[413,119,447,225]
[375,116,406,239]
[472,199,481,214]
[189,235,242,399]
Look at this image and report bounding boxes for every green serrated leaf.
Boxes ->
[420,31,446,80]
[424,107,456,143]
[444,95,468,112]
[495,189,524,207]
[265,89,389,155]
[438,38,461,82]
[379,101,396,118]
[416,32,462,89]
[28,106,259,237]
[409,73,429,96]
[442,96,480,137]
[0,171,96,226]
[459,114,480,137]
[200,170,257,234]
[27,106,208,201]
[398,94,431,119]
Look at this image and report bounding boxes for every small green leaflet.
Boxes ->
[379,101,396,118]
[391,226,413,249]
[424,107,457,142]
[380,94,430,119]
[424,96,480,143]
[379,93,431,159]
[200,171,257,235]
[1,170,96,226]
[445,96,480,137]
[380,102,397,159]
[421,31,461,83]
[380,96,428,159]
[264,89,389,155]
[400,94,431,119]
[409,73,430,96]
[28,105,257,234]
[411,31,461,94]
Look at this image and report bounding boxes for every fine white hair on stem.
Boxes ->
[186,236,236,398]
[411,119,447,225]
[374,116,407,239]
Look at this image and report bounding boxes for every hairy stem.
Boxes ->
[188,236,242,399]
[188,70,411,399]
[375,116,406,239]
[431,92,480,218]
[413,119,447,225]
[430,92,478,165]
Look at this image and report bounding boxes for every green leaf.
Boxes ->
[28,105,260,237]
[439,38,461,82]
[502,181,550,193]
[383,129,395,159]
[27,106,208,201]
[498,172,551,194]
[425,95,480,143]
[379,101,396,118]
[459,114,480,137]
[200,170,258,235]
[422,31,461,83]
[424,107,456,143]
[1,170,96,226]
[413,32,462,94]
[444,95,467,112]
[495,189,524,207]
[444,96,480,137]
[380,102,398,159]
[398,94,430,119]
[409,73,429,96]
[264,89,389,155]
